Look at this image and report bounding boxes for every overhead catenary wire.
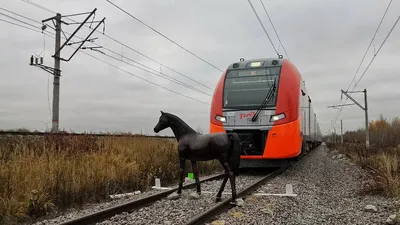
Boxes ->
[1,9,54,120]
[332,0,394,124]
[0,15,210,106]
[353,15,399,88]
[258,0,290,61]
[79,42,214,97]
[19,0,215,92]
[0,17,42,33]
[2,18,210,105]
[344,0,393,93]
[0,11,40,30]
[80,51,211,105]
[99,33,215,91]
[21,0,53,14]
[0,16,55,119]
[105,0,224,73]
[102,48,213,97]
[333,15,398,124]
[0,7,213,97]
[247,0,280,58]
[0,6,41,25]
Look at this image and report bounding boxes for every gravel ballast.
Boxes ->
[209,144,400,225]
[96,174,264,225]
[30,172,223,225]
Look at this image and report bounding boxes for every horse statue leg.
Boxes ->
[218,161,237,205]
[216,166,229,202]
[189,160,201,200]
[167,158,186,200]
[227,163,237,205]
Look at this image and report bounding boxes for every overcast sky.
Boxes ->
[0,0,399,136]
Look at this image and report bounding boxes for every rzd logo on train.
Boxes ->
[240,112,256,119]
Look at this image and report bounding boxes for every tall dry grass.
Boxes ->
[326,114,400,198]
[0,134,220,224]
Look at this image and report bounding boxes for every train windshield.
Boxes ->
[223,66,281,110]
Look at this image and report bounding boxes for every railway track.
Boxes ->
[183,165,291,225]
[58,173,225,225]
[51,148,314,225]
[184,149,315,225]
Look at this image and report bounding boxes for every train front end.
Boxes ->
[209,58,302,168]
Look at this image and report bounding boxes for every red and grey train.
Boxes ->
[209,58,322,168]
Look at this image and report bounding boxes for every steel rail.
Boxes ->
[58,173,225,225]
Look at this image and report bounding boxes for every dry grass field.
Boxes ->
[0,134,220,224]
[326,115,400,198]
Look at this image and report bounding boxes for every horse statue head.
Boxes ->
[153,110,169,133]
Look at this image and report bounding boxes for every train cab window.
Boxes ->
[223,67,281,110]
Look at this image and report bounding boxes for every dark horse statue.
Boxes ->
[153,111,242,205]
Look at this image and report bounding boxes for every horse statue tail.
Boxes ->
[227,132,241,176]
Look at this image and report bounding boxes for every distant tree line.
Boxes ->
[0,128,40,133]
[324,114,400,148]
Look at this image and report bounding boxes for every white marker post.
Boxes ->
[151,178,173,190]
[155,178,161,188]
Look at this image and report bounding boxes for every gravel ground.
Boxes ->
[31,189,165,225]
[209,144,400,225]
[30,172,223,225]
[96,174,265,225]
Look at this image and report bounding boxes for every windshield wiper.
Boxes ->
[251,79,277,122]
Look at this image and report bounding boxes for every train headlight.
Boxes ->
[270,113,286,122]
[250,61,261,67]
[215,115,227,123]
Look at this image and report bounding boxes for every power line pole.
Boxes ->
[332,120,342,144]
[29,9,106,132]
[52,13,61,132]
[341,119,343,144]
[341,89,369,149]
[332,128,336,143]
[327,103,353,142]
[308,96,311,141]
[364,89,369,148]
[327,89,369,148]
[330,120,340,144]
